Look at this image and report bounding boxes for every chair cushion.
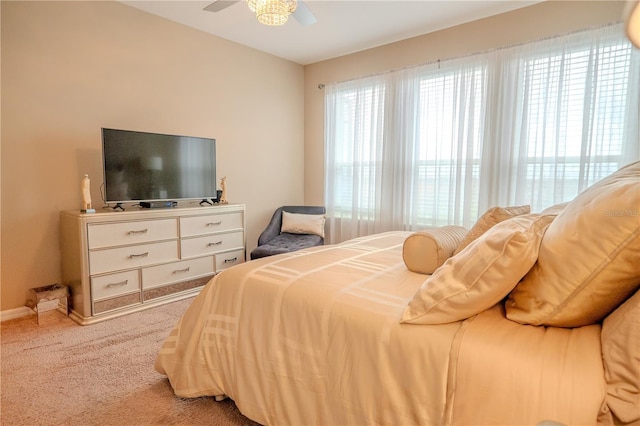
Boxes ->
[250,233,323,259]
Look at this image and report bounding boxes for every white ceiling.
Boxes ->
[121,0,543,65]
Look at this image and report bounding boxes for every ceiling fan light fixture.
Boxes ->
[248,0,297,26]
[246,0,258,13]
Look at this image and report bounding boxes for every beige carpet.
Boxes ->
[0,298,260,426]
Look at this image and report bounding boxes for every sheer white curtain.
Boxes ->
[482,25,640,212]
[324,75,387,240]
[393,58,488,229]
[325,24,640,244]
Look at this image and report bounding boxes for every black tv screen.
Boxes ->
[102,128,216,204]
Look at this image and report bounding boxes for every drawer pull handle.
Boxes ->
[172,267,191,274]
[127,229,148,235]
[129,252,149,259]
[206,221,222,226]
[207,241,223,247]
[224,257,238,264]
[107,280,128,288]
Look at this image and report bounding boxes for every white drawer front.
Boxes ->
[181,231,244,258]
[91,270,140,301]
[142,256,215,289]
[89,240,179,275]
[215,249,245,271]
[88,219,178,249]
[180,212,243,237]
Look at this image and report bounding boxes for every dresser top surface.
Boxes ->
[61,203,245,222]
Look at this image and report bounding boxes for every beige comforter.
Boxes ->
[155,232,605,425]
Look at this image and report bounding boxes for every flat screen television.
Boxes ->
[102,128,217,205]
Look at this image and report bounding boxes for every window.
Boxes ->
[516,41,635,208]
[324,24,639,243]
[413,67,486,227]
[328,80,385,220]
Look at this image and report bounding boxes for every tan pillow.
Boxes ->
[540,201,570,216]
[506,161,640,327]
[281,211,326,238]
[401,214,553,325]
[402,226,468,275]
[453,205,530,255]
[600,290,640,425]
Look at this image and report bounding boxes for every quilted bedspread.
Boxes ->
[155,231,605,425]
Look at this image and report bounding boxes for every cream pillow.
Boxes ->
[453,205,530,255]
[540,201,570,216]
[402,226,468,275]
[281,211,326,238]
[401,214,553,325]
[506,161,640,327]
[600,290,640,425]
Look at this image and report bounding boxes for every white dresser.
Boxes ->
[60,204,245,325]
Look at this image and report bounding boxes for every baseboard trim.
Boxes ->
[1,307,34,322]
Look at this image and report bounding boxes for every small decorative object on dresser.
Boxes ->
[81,174,95,214]
[219,177,228,204]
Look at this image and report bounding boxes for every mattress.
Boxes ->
[155,231,605,425]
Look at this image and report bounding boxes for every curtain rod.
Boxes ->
[316,21,623,89]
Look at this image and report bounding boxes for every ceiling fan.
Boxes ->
[203,0,317,26]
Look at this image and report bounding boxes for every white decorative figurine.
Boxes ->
[81,174,95,213]
[219,176,228,204]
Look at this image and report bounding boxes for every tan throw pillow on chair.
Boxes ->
[281,211,326,238]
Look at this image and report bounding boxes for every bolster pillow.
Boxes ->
[403,226,468,275]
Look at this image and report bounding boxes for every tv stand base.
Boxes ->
[140,201,177,209]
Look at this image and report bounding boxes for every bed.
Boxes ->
[156,161,640,426]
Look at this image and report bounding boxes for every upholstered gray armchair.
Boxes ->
[250,206,326,260]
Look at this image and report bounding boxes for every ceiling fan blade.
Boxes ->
[203,0,240,13]
[292,0,317,26]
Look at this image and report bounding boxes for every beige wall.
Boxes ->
[303,1,627,206]
[1,1,304,311]
[0,1,627,313]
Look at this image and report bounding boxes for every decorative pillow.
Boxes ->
[540,201,570,216]
[402,226,468,275]
[401,214,553,325]
[600,289,640,424]
[281,211,326,238]
[506,161,640,327]
[453,205,530,255]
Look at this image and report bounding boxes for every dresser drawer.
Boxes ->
[180,212,243,237]
[91,270,140,301]
[181,231,244,258]
[142,256,215,290]
[215,249,245,271]
[89,240,179,275]
[87,219,178,249]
